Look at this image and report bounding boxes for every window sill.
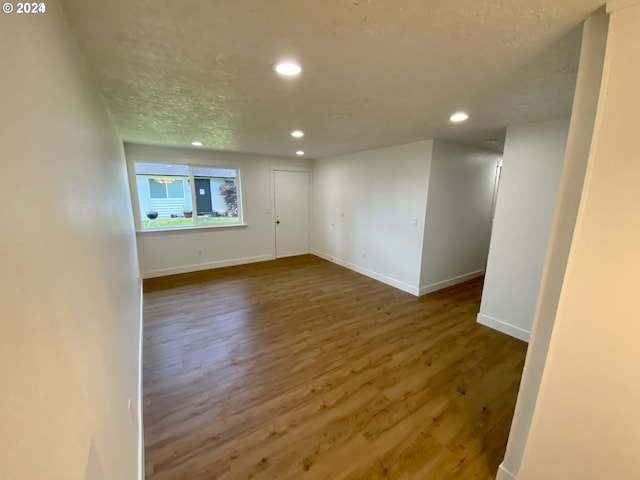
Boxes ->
[136,223,248,234]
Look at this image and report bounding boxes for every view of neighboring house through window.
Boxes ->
[133,162,241,230]
[149,177,185,199]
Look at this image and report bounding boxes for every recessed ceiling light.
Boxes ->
[191,141,203,146]
[291,130,304,138]
[450,112,469,123]
[274,62,302,76]
[296,151,305,156]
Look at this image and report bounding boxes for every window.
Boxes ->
[148,178,185,199]
[132,162,242,230]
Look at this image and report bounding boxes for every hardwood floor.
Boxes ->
[143,255,526,480]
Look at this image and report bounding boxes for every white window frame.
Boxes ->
[126,155,247,233]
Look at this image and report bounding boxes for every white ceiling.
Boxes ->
[59,0,605,158]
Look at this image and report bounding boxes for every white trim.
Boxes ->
[607,0,640,13]
[496,463,517,480]
[477,313,530,342]
[276,252,311,259]
[137,282,144,480]
[311,249,343,264]
[268,168,277,256]
[419,270,485,296]
[312,250,419,296]
[142,254,274,279]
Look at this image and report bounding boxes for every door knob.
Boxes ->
[276,220,280,224]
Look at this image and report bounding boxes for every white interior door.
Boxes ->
[274,170,310,258]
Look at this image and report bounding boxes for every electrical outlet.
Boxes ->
[362,252,367,260]
[197,249,203,256]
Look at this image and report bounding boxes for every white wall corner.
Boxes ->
[311,250,420,296]
[419,270,485,296]
[606,0,640,13]
[137,285,145,480]
[496,463,517,480]
[311,249,345,266]
[477,313,530,342]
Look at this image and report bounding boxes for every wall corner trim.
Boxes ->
[477,313,530,342]
[419,270,485,296]
[496,463,518,480]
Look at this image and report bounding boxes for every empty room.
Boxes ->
[2,1,639,480]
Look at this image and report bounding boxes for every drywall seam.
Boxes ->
[419,270,485,296]
[477,313,530,342]
[142,254,274,278]
[312,250,419,296]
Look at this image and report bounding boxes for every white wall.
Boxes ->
[496,14,608,480]
[477,117,570,341]
[516,2,640,478]
[125,144,312,278]
[419,140,500,295]
[312,141,433,295]
[0,2,142,479]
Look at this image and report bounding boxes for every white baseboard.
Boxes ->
[496,463,517,480]
[311,249,343,265]
[311,250,419,296]
[142,254,275,279]
[137,283,144,480]
[419,270,485,296]
[477,313,530,342]
[276,251,310,259]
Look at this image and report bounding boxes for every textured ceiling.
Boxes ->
[58,0,605,158]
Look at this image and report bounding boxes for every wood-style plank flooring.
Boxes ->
[143,255,526,480]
